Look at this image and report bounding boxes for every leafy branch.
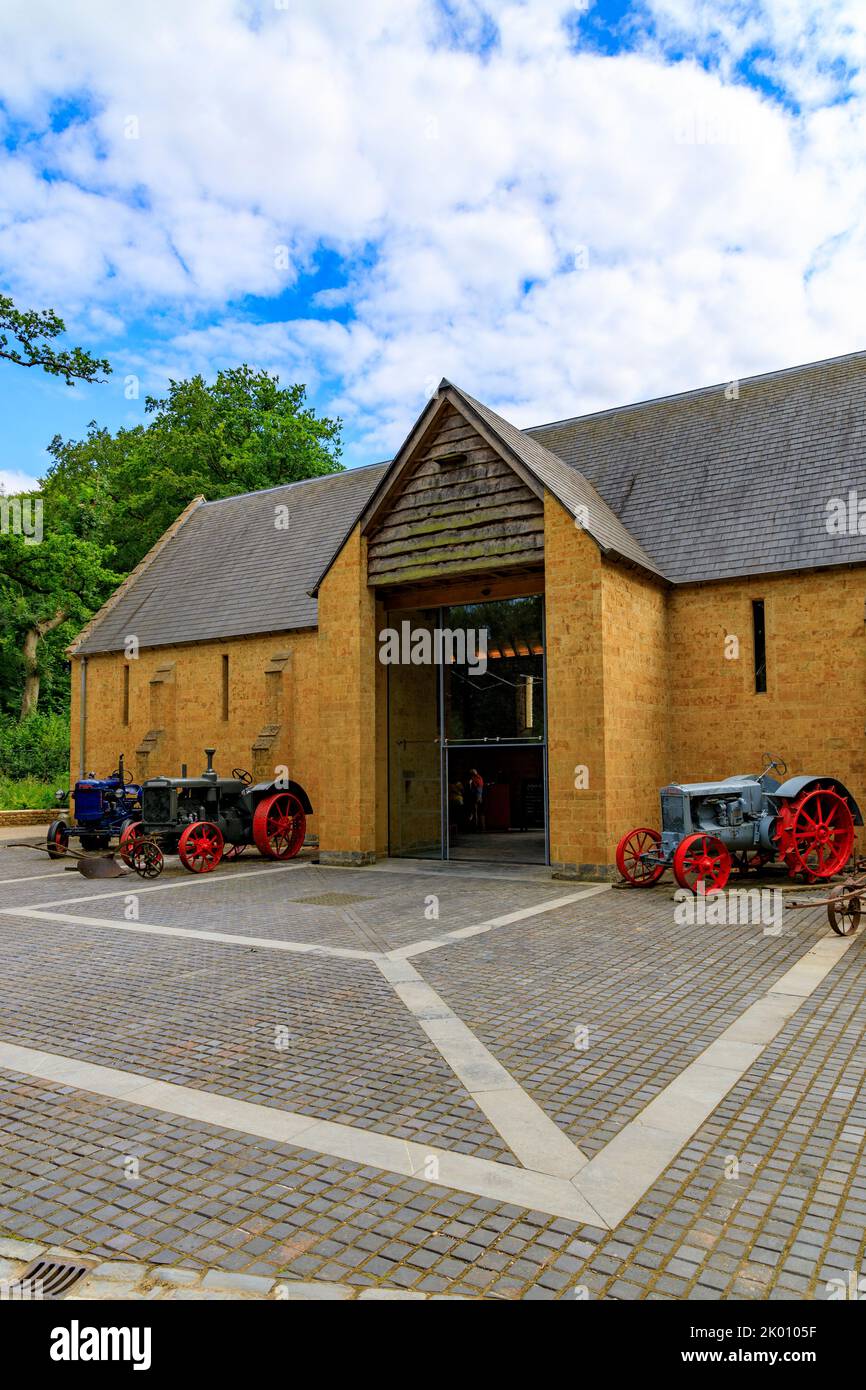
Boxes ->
[0,294,112,385]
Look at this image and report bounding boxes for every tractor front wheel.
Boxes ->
[178,821,224,873]
[673,833,731,893]
[47,819,69,858]
[615,827,666,886]
[252,793,306,860]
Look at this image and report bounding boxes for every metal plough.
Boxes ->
[6,841,130,879]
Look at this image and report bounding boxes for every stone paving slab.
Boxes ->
[1,927,864,1304]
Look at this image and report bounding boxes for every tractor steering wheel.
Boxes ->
[762,753,787,779]
[232,767,253,785]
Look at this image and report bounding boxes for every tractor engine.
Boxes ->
[659,777,768,859]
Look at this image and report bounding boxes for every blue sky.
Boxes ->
[1,0,865,491]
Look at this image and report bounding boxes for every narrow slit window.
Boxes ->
[752,599,767,693]
[122,664,130,726]
[221,654,230,720]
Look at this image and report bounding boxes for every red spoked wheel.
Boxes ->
[119,820,143,867]
[615,827,666,886]
[773,786,854,882]
[178,821,224,873]
[673,833,731,893]
[223,842,247,860]
[252,793,306,860]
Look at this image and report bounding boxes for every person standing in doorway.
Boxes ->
[468,768,485,831]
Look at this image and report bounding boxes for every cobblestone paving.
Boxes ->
[22,861,571,953]
[0,845,864,1299]
[421,887,831,1155]
[0,915,514,1160]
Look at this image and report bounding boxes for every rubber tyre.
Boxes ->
[47,819,69,859]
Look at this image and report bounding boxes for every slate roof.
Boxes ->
[73,349,866,655]
[449,382,668,580]
[527,349,866,584]
[73,464,387,654]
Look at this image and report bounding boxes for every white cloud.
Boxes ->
[0,467,43,493]
[0,0,866,459]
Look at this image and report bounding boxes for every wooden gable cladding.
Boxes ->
[365,402,544,587]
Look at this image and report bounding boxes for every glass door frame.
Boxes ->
[437,596,549,865]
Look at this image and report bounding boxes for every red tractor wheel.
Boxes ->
[252,792,306,860]
[774,785,854,882]
[615,827,666,886]
[673,833,731,893]
[47,819,69,859]
[119,820,143,867]
[223,842,247,860]
[178,821,224,873]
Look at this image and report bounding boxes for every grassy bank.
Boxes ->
[0,713,69,809]
[0,775,65,811]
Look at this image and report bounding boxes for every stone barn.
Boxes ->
[68,351,866,877]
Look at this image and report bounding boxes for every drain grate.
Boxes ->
[11,1258,92,1300]
[296,892,375,907]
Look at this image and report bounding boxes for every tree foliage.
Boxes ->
[0,294,111,384]
[45,366,343,571]
[1,365,343,719]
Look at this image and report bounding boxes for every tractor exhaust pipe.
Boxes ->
[203,748,217,779]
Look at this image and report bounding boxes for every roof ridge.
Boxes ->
[524,346,866,435]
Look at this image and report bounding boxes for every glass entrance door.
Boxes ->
[386,593,547,863]
[442,594,546,864]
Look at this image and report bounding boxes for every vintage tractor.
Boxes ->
[616,757,862,893]
[47,755,142,857]
[119,749,312,877]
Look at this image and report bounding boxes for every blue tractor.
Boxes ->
[48,755,142,857]
[616,756,862,892]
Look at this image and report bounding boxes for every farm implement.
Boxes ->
[786,859,866,937]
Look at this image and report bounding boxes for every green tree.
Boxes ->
[45,366,343,570]
[3,366,342,718]
[0,504,121,718]
[0,294,111,384]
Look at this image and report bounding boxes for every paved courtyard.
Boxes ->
[0,838,864,1300]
